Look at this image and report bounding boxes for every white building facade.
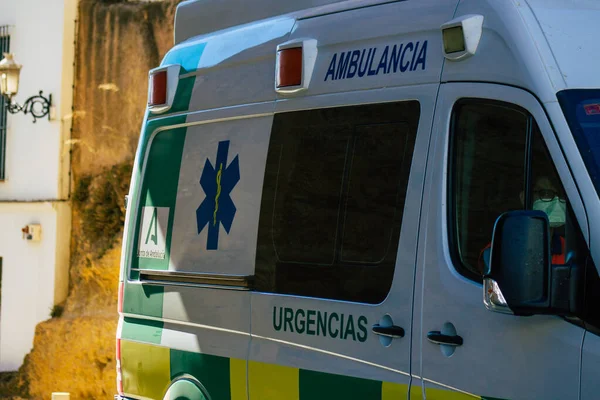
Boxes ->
[0,0,77,371]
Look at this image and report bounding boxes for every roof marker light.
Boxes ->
[275,39,318,94]
[148,64,182,114]
[277,47,302,88]
[441,15,484,61]
[149,70,167,106]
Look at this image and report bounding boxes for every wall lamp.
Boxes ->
[0,53,52,123]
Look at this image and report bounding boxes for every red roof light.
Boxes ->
[148,70,167,106]
[277,47,302,88]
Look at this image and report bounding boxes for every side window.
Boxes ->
[255,101,420,304]
[450,100,528,279]
[450,99,580,281]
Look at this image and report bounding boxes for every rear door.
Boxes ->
[414,82,585,399]
[122,108,273,399]
[120,17,294,399]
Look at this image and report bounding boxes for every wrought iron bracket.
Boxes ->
[6,91,52,123]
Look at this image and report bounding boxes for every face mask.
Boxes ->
[533,197,566,228]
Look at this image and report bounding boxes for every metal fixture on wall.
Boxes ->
[0,53,52,123]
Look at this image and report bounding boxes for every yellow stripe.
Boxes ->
[248,361,299,400]
[382,381,408,399]
[121,340,171,399]
[230,358,248,400]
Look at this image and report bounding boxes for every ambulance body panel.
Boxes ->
[413,82,585,399]
[527,0,600,90]
[248,83,438,397]
[440,0,600,102]
[116,0,600,399]
[285,0,456,96]
[440,0,559,103]
[165,17,294,113]
[174,0,347,45]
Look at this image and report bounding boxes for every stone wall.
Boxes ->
[11,1,181,398]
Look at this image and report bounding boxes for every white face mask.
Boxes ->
[533,197,566,228]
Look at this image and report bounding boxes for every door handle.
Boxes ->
[372,324,405,338]
[427,331,463,346]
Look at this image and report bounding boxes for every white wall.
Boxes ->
[0,0,76,371]
[0,0,75,200]
[0,203,62,371]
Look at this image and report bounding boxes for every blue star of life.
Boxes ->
[196,140,240,250]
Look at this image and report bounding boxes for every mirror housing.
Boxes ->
[483,210,582,316]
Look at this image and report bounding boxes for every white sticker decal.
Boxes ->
[138,206,170,259]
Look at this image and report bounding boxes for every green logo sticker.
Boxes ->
[273,306,368,342]
[138,206,170,259]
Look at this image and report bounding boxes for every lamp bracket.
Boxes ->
[6,91,52,123]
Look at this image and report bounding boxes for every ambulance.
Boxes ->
[115,0,600,399]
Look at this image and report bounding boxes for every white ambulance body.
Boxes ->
[116,1,600,399]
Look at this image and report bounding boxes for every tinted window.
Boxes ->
[255,101,420,303]
[451,97,600,332]
[450,100,528,279]
[450,99,588,282]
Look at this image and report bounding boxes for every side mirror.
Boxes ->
[483,210,582,316]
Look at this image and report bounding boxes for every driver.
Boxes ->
[478,176,567,272]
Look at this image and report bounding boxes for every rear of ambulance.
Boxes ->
[113,1,344,399]
[114,16,200,399]
[115,63,176,399]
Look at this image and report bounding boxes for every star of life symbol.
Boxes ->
[196,140,240,250]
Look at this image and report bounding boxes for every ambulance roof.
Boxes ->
[527,0,600,90]
[174,0,398,45]
[168,0,600,110]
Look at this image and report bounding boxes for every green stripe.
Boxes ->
[171,76,198,114]
[122,342,508,400]
[121,316,164,344]
[123,43,206,296]
[170,350,232,400]
[124,42,204,273]
[123,119,188,316]
[131,126,187,271]
[123,283,164,318]
[163,42,206,114]
[124,41,206,280]
[125,115,187,280]
[300,369,382,400]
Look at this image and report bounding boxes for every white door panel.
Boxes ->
[415,83,585,399]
